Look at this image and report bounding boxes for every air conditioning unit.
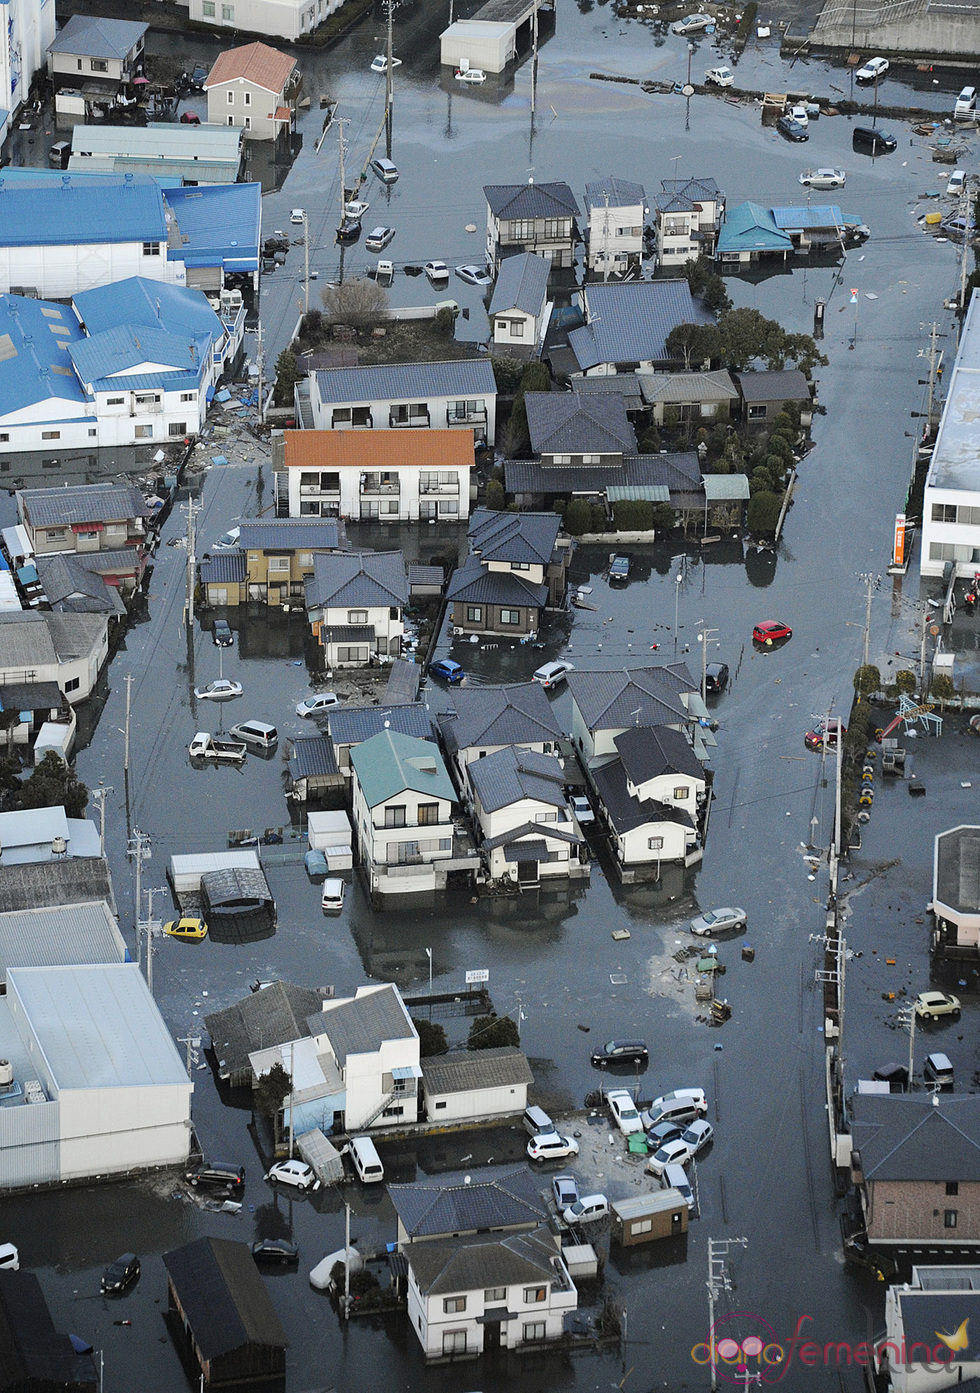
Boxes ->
[24,1080,47,1105]
[0,1060,13,1088]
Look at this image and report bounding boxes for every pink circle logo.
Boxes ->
[693,1311,788,1385]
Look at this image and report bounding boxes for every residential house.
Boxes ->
[0,610,110,703]
[590,724,708,875]
[484,181,580,271]
[18,484,150,557]
[0,1271,98,1393]
[639,370,739,426]
[276,429,474,522]
[849,1093,980,1246]
[74,275,246,377]
[0,807,101,865]
[0,681,72,751]
[487,252,552,357]
[187,0,339,43]
[879,1266,980,1393]
[307,983,421,1130]
[770,203,847,251]
[304,551,408,668]
[447,508,570,637]
[734,370,812,427]
[163,1238,287,1393]
[0,0,56,147]
[715,201,793,265]
[467,745,589,884]
[285,732,342,802]
[199,519,347,607]
[33,552,131,615]
[572,372,647,415]
[205,980,335,1086]
[524,390,638,464]
[420,1049,534,1123]
[584,176,646,278]
[303,360,497,446]
[68,123,246,186]
[389,1166,549,1247]
[204,42,299,141]
[406,1223,577,1361]
[436,681,564,789]
[568,280,712,376]
[654,177,725,267]
[350,730,478,898]
[930,825,980,959]
[566,664,715,767]
[921,289,980,580]
[47,16,146,87]
[325,702,433,779]
[0,963,192,1190]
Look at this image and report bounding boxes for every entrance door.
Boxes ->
[484,1322,502,1353]
[517,858,539,886]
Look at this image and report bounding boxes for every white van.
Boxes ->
[229,720,278,750]
[947,169,966,197]
[349,1135,384,1183]
[523,1104,553,1136]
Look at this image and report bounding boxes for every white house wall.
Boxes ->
[424,1080,529,1122]
[921,483,980,578]
[188,0,336,44]
[309,378,496,447]
[288,463,470,523]
[57,1082,192,1180]
[408,1263,576,1360]
[618,817,690,866]
[0,243,184,299]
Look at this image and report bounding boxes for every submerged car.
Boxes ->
[364,226,395,252]
[607,1089,644,1136]
[914,991,961,1021]
[296,692,340,717]
[855,55,889,82]
[428,657,464,684]
[101,1253,140,1294]
[163,917,208,942]
[704,662,729,694]
[252,1238,299,1265]
[704,65,734,86]
[562,1194,609,1226]
[753,619,792,645]
[804,718,846,751]
[776,115,809,142]
[671,12,712,32]
[570,793,595,825]
[424,260,450,283]
[552,1174,579,1209]
[590,1038,648,1067]
[609,554,632,583]
[212,619,233,647]
[194,679,243,702]
[799,167,845,189]
[533,659,574,689]
[690,906,747,937]
[266,1159,319,1191]
[455,263,494,286]
[527,1130,579,1162]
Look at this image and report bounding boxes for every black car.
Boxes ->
[212,619,233,647]
[252,1238,300,1266]
[852,126,896,154]
[101,1253,140,1294]
[704,662,729,694]
[185,1160,245,1191]
[609,555,632,583]
[776,115,808,142]
[190,64,208,90]
[590,1038,648,1068]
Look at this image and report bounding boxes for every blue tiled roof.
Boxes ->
[0,176,167,248]
[488,252,550,318]
[164,183,262,274]
[69,326,209,386]
[0,294,87,413]
[326,702,432,747]
[305,551,408,609]
[237,519,343,551]
[312,358,496,405]
[525,391,636,455]
[716,201,793,255]
[446,557,548,608]
[74,277,223,342]
[569,281,708,371]
[200,551,246,583]
[91,370,200,394]
[468,507,561,566]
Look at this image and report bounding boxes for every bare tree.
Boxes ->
[320,278,390,329]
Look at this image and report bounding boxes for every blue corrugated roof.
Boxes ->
[0,176,167,247]
[165,183,262,273]
[0,169,182,189]
[91,370,201,394]
[716,201,793,255]
[74,277,223,342]
[770,204,844,229]
[69,325,209,386]
[0,294,87,413]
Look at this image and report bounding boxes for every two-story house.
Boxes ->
[566,665,715,768]
[308,983,421,1130]
[204,42,299,141]
[200,519,347,607]
[406,1223,577,1361]
[446,509,570,638]
[304,551,408,668]
[584,176,646,278]
[436,682,564,791]
[18,483,150,558]
[0,610,110,705]
[47,15,146,88]
[487,252,551,358]
[849,1094,980,1248]
[303,360,497,447]
[350,729,479,897]
[654,177,725,267]
[389,1167,549,1248]
[276,429,474,523]
[484,181,580,271]
[590,724,708,874]
[468,745,588,886]
[325,703,433,780]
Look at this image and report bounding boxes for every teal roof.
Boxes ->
[716,201,792,255]
[351,729,455,808]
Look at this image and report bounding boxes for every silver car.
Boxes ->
[690,906,747,937]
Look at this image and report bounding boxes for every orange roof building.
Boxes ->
[204,43,298,141]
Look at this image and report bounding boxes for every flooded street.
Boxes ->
[1,6,979,1391]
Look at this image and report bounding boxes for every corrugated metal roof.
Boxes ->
[484,181,580,220]
[525,391,636,455]
[716,201,793,255]
[0,294,87,414]
[770,203,844,229]
[311,358,496,405]
[74,276,223,341]
[71,122,243,164]
[0,176,168,248]
[311,983,416,1062]
[421,1047,534,1094]
[69,324,208,386]
[0,900,125,983]
[20,482,149,528]
[702,474,750,500]
[488,251,550,318]
[204,41,295,94]
[570,280,707,371]
[162,1238,287,1358]
[7,962,190,1089]
[48,14,147,59]
[604,484,670,502]
[350,729,454,807]
[282,428,472,471]
[164,183,262,274]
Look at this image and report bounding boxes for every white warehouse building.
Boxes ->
[920,288,980,580]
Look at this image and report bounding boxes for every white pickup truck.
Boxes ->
[189,732,247,763]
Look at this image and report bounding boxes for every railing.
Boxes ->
[361,481,401,495]
[446,410,486,425]
[419,482,459,495]
[389,414,430,428]
[300,484,340,496]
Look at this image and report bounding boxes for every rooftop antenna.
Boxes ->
[630,707,642,726]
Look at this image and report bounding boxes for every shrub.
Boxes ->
[564,499,594,536]
[746,490,781,534]
[895,670,917,696]
[853,664,881,699]
[468,1014,520,1049]
[485,479,505,510]
[413,1019,448,1057]
[611,499,654,531]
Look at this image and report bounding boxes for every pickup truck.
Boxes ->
[189,732,247,763]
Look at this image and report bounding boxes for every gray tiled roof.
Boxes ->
[569,280,709,371]
[614,725,704,784]
[407,1224,559,1296]
[312,358,496,405]
[309,984,415,1063]
[287,733,339,780]
[238,519,344,551]
[505,451,701,498]
[734,369,811,403]
[573,373,645,411]
[524,391,637,455]
[389,1164,547,1239]
[35,553,126,614]
[469,745,567,813]
[468,507,562,566]
[446,557,548,608]
[48,14,147,59]
[488,252,551,318]
[592,758,694,835]
[584,176,645,211]
[421,1047,534,1095]
[205,981,331,1082]
[327,701,432,748]
[45,611,109,663]
[639,370,738,405]
[566,664,695,731]
[200,551,247,584]
[0,681,62,712]
[897,1294,980,1357]
[0,612,56,667]
[437,683,562,754]
[19,482,150,528]
[485,181,580,220]
[383,659,422,704]
[305,551,408,609]
[849,1095,980,1181]
[660,176,722,202]
[654,191,696,215]
[482,822,581,851]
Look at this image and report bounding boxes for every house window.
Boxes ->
[946,1181,959,1196]
[648,836,664,850]
[543,218,565,238]
[435,1100,446,1110]
[632,1218,653,1235]
[485,1287,506,1303]
[135,425,153,438]
[384,806,406,828]
[499,609,521,625]
[227,90,235,103]
[90,59,108,72]
[931,503,957,523]
[509,320,524,337]
[465,606,482,623]
[222,3,234,16]
[512,561,530,571]
[552,454,571,465]
[524,1321,547,1342]
[510,219,534,239]
[106,396,125,405]
[268,557,290,573]
[442,1331,467,1355]
[41,430,60,440]
[747,404,767,419]
[0,434,8,442]
[243,91,251,105]
[673,786,689,800]
[88,429,97,437]
[244,115,251,129]
[395,841,420,862]
[180,392,195,402]
[202,0,215,12]
[42,459,61,469]
[348,609,368,624]
[169,422,187,438]
[418,803,440,826]
[944,1210,958,1229]
[142,242,160,256]
[45,529,66,541]
[64,677,80,693]
[582,453,600,464]
[535,811,558,823]
[440,501,459,515]
[443,1297,466,1314]
[439,837,452,850]
[227,115,236,126]
[524,1286,546,1304]
[135,393,160,407]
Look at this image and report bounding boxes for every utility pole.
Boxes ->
[385,0,394,156]
[959,177,971,316]
[302,210,310,316]
[177,1032,201,1075]
[858,572,880,670]
[144,884,165,996]
[288,1041,296,1158]
[91,782,112,857]
[256,320,265,425]
[698,626,719,702]
[897,1002,915,1087]
[123,674,133,772]
[183,494,198,629]
[919,606,934,698]
[128,826,151,958]
[602,191,610,282]
[706,1238,748,1392]
[925,322,940,428]
[343,1201,352,1320]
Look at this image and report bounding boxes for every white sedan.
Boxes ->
[607,1089,644,1136]
[799,167,846,189]
[194,679,243,702]
[690,906,747,937]
[265,1159,319,1191]
[424,260,450,283]
[646,1137,693,1176]
[671,12,711,32]
[456,263,494,286]
[855,55,889,82]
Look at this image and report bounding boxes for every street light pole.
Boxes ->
[426,946,432,1020]
[706,1237,748,1392]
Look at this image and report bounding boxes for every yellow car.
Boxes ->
[163,917,208,942]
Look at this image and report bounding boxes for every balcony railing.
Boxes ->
[300,483,340,496]
[389,413,430,428]
[446,410,486,425]
[419,481,459,495]
[361,479,401,495]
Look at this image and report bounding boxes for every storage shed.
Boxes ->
[610,1189,688,1245]
[163,1237,287,1392]
[170,850,262,896]
[201,866,275,944]
[420,1046,533,1122]
[440,19,515,72]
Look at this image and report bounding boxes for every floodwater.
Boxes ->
[1,6,979,1391]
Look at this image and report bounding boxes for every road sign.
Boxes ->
[465,969,489,985]
[849,288,858,304]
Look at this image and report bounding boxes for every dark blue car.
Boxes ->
[429,658,464,684]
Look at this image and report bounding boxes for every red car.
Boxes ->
[804,718,846,751]
[180,111,201,124]
[753,620,793,645]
